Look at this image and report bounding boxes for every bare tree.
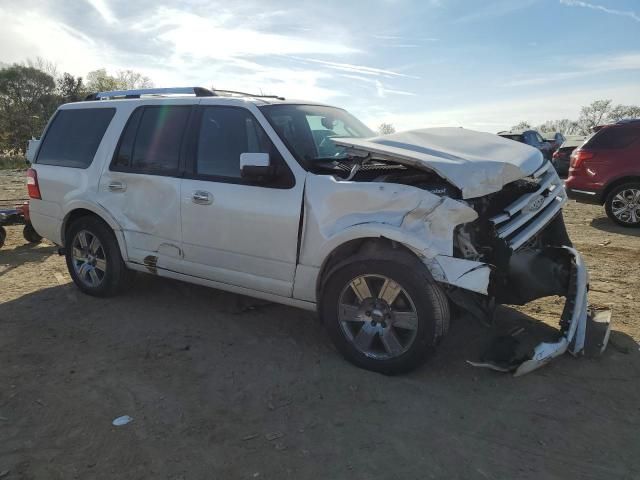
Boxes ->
[86,68,153,92]
[510,121,531,131]
[536,119,581,135]
[377,123,396,135]
[577,99,612,134]
[608,104,640,122]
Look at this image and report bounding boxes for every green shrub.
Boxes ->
[0,155,28,170]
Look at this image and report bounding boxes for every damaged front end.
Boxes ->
[452,161,611,375]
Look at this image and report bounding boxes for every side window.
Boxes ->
[586,127,639,150]
[36,108,115,168]
[113,106,190,173]
[196,106,280,179]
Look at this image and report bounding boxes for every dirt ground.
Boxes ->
[1,169,639,479]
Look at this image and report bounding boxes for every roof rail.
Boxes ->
[85,87,215,101]
[213,89,285,101]
[615,118,640,125]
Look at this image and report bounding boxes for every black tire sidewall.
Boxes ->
[65,217,125,296]
[320,259,448,375]
[605,183,640,228]
[23,224,42,243]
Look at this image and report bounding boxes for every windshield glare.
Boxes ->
[259,104,374,164]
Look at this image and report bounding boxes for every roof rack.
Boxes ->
[85,87,215,101]
[615,118,640,125]
[213,89,285,101]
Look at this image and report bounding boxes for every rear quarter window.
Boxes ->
[36,108,115,168]
[585,127,639,150]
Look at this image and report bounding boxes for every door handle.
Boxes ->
[192,190,213,205]
[108,181,126,192]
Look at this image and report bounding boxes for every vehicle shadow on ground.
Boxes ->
[1,276,639,479]
[0,243,57,277]
[590,216,640,236]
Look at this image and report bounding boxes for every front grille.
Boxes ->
[489,161,567,250]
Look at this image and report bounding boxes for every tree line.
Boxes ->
[510,99,640,136]
[0,58,152,154]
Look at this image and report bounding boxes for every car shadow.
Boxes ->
[0,242,57,277]
[590,216,640,236]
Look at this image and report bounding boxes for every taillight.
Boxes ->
[570,150,594,169]
[26,168,41,199]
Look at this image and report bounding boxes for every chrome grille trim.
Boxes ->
[490,162,566,250]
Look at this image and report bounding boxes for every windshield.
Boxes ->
[259,104,374,165]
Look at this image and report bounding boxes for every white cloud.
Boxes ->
[560,0,640,22]
[132,7,359,60]
[287,56,419,79]
[86,0,117,25]
[359,83,640,133]
[502,52,640,87]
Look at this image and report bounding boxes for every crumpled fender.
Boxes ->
[299,175,479,273]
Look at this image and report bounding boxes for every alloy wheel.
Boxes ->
[71,230,107,287]
[611,188,640,224]
[337,274,419,360]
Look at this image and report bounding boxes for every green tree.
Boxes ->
[57,73,87,103]
[0,64,57,153]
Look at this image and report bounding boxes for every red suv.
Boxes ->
[566,119,640,227]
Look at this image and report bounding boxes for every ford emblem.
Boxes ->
[527,195,545,212]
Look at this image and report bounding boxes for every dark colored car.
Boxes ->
[552,135,586,177]
[497,129,553,159]
[542,131,566,152]
[565,119,640,227]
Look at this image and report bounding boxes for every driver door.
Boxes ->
[179,105,304,297]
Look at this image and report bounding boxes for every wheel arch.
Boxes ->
[61,205,128,261]
[315,236,425,302]
[601,175,640,205]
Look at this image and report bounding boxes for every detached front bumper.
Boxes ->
[513,246,611,376]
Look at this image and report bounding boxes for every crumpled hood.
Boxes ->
[332,127,544,199]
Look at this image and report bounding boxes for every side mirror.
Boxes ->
[26,138,40,164]
[240,153,275,180]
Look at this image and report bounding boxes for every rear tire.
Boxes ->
[65,216,128,297]
[0,227,6,249]
[320,249,450,375]
[605,183,640,228]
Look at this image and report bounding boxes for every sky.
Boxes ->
[0,0,638,132]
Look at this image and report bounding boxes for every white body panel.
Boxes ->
[333,128,544,199]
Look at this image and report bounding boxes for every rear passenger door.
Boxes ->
[97,101,193,271]
[179,105,303,297]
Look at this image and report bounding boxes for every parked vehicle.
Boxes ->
[0,201,42,249]
[542,131,566,152]
[26,87,608,375]
[552,135,586,177]
[566,119,640,227]
[497,129,553,159]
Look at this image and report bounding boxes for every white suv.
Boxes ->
[26,87,606,375]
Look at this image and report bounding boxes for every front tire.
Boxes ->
[320,250,450,375]
[605,183,640,228]
[65,216,128,297]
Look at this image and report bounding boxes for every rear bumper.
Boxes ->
[566,187,603,205]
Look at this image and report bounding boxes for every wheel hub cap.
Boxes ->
[338,274,419,360]
[71,230,107,287]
